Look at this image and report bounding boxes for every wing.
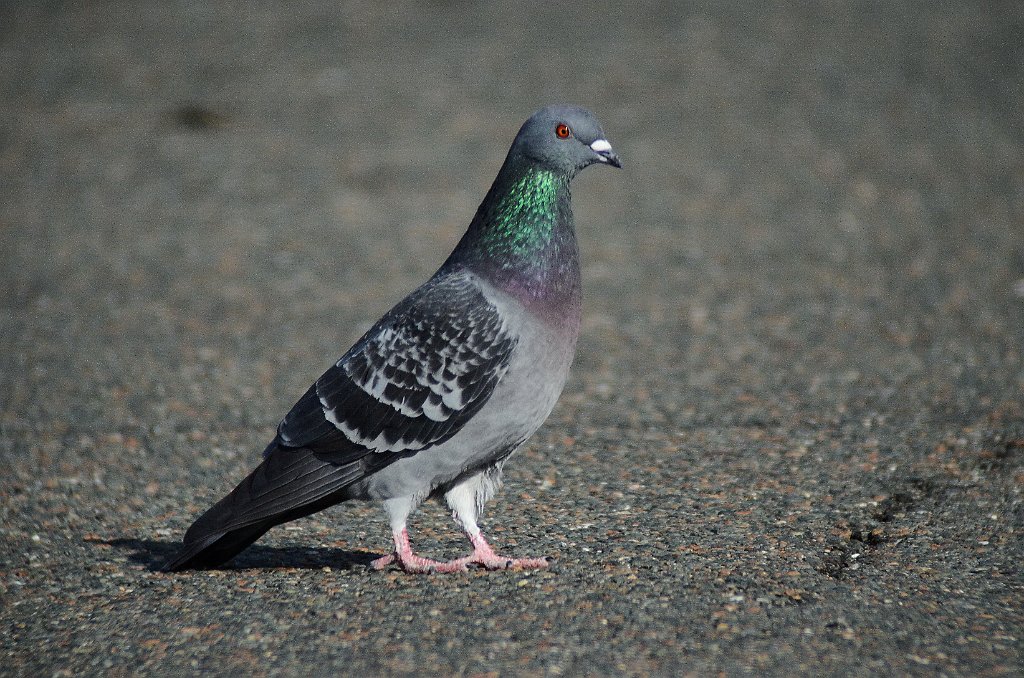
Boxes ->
[275,270,518,460]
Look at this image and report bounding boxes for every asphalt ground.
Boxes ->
[1,1,1022,675]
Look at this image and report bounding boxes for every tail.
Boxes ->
[163,446,367,571]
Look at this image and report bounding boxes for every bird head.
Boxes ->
[511,105,622,176]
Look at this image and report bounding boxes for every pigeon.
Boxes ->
[164,105,621,573]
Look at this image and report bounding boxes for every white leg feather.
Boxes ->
[445,474,489,537]
[382,495,416,534]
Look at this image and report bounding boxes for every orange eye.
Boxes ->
[555,123,572,139]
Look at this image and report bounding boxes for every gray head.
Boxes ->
[510,105,622,176]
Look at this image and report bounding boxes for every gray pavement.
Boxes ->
[2,1,1022,675]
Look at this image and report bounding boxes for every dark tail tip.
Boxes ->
[162,525,272,572]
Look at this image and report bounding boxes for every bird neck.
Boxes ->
[448,160,581,321]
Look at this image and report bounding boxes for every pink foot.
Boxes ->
[371,528,469,574]
[370,551,468,574]
[450,532,552,571]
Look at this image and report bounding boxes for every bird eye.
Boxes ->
[555,123,572,139]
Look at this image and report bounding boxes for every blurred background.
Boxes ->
[2,1,1021,675]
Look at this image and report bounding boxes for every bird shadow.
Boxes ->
[99,537,379,572]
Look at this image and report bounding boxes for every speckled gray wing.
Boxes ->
[276,271,518,461]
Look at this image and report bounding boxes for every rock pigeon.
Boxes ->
[164,105,621,573]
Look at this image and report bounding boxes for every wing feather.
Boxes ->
[276,271,517,458]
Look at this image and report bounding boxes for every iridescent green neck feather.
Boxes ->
[477,168,561,260]
[446,161,581,316]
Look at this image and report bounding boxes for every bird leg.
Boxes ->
[371,527,469,574]
[443,474,552,570]
[449,529,551,571]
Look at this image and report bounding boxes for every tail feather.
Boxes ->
[216,459,346,530]
[163,447,367,572]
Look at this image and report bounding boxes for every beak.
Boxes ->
[590,139,622,168]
